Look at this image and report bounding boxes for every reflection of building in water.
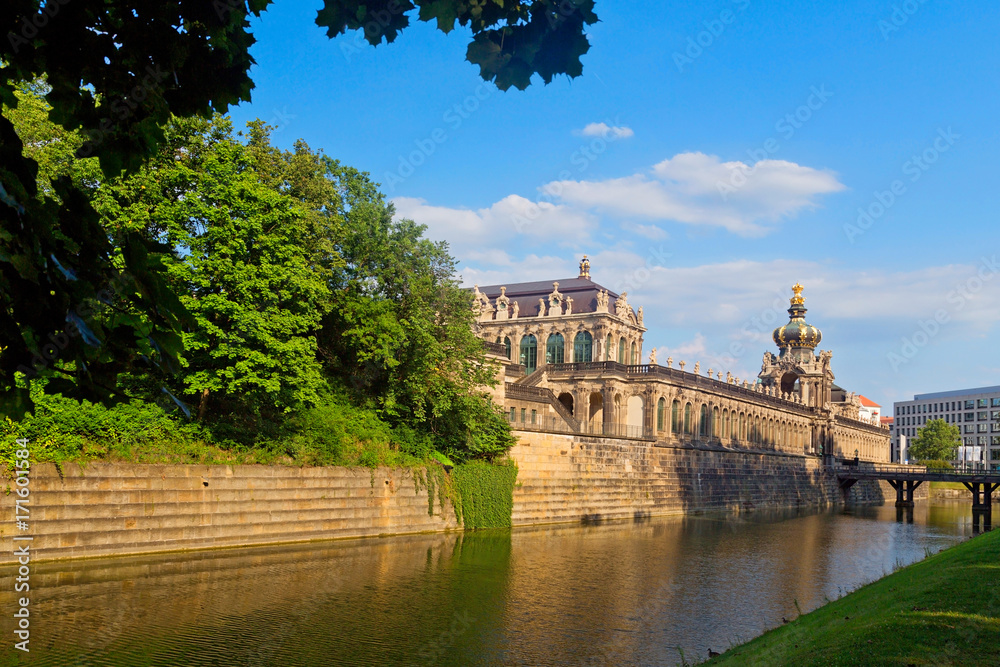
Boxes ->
[473,257,890,461]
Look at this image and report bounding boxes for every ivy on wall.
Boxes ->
[451,460,519,530]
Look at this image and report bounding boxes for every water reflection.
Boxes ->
[0,501,977,666]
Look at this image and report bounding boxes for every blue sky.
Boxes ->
[230,0,1000,410]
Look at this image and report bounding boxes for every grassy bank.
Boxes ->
[708,528,1000,666]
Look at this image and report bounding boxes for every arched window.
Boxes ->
[618,337,626,363]
[684,403,692,434]
[722,409,729,438]
[699,405,709,436]
[606,334,613,361]
[739,413,746,441]
[546,333,565,365]
[713,407,720,437]
[671,400,681,433]
[630,341,637,365]
[503,336,511,360]
[573,331,593,363]
[519,335,537,373]
[657,397,666,432]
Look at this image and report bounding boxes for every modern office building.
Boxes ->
[892,386,1000,468]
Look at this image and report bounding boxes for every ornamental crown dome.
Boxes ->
[772,283,822,351]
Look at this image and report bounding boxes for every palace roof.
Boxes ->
[476,276,620,318]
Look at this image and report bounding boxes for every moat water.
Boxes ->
[0,501,983,666]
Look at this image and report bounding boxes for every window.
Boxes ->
[699,405,709,436]
[978,436,988,445]
[979,424,989,433]
[671,400,681,433]
[509,407,515,421]
[504,336,511,359]
[966,413,975,421]
[573,331,593,363]
[993,398,1000,407]
[993,423,1000,433]
[657,398,666,432]
[979,412,988,421]
[992,449,1000,460]
[618,337,626,363]
[993,436,1000,445]
[713,407,720,437]
[521,408,526,422]
[964,425,974,433]
[546,333,565,365]
[606,334,613,361]
[684,403,692,434]
[519,335,538,373]
[979,398,988,408]
[630,341,637,365]
[966,400,975,409]
[531,409,537,424]
[992,411,1000,420]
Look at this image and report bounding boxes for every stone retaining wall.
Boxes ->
[509,431,898,525]
[2,434,912,562]
[0,463,457,561]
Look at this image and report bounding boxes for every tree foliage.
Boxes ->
[0,0,598,417]
[4,86,515,459]
[909,419,960,463]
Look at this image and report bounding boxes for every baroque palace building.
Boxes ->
[473,257,891,462]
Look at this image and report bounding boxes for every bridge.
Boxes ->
[835,462,1000,530]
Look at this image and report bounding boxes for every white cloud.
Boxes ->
[621,221,669,241]
[392,195,596,260]
[577,122,634,139]
[541,151,845,236]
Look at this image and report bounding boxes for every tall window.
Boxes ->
[684,403,692,434]
[657,398,666,432]
[699,405,709,436]
[618,337,626,363]
[713,407,720,437]
[671,400,681,433]
[546,333,564,365]
[573,331,593,363]
[630,341,637,365]
[519,335,537,373]
[606,334,613,361]
[503,336,511,360]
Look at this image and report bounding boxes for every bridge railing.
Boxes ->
[834,461,1000,480]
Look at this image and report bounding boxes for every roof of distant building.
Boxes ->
[911,385,1000,400]
[880,416,894,425]
[858,395,880,407]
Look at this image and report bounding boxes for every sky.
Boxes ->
[229,0,1000,410]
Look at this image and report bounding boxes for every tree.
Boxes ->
[1,0,599,417]
[909,419,960,462]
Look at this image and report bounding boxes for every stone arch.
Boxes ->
[558,392,574,416]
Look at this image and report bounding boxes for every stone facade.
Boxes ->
[474,262,891,463]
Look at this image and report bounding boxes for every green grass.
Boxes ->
[708,529,1000,666]
[931,481,969,491]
